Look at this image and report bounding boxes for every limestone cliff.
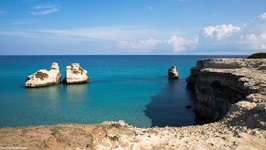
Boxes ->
[25,62,62,87]
[186,58,266,122]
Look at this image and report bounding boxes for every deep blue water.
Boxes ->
[0,55,245,128]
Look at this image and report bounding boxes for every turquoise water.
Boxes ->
[0,55,243,128]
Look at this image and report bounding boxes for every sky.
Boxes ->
[0,0,266,55]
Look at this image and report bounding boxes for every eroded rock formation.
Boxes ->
[25,62,62,87]
[186,58,266,123]
[64,63,89,84]
[168,66,179,79]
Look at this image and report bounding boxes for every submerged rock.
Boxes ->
[63,63,89,84]
[168,66,179,79]
[25,62,62,87]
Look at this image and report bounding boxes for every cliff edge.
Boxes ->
[186,58,266,125]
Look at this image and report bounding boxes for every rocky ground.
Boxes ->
[0,120,265,150]
[1,58,266,150]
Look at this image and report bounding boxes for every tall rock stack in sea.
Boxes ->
[168,66,179,79]
[25,62,62,87]
[64,63,89,84]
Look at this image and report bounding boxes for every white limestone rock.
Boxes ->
[64,63,89,84]
[25,62,62,87]
[168,66,179,79]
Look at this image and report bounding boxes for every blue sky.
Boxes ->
[0,0,266,55]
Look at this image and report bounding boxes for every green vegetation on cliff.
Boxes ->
[247,53,266,59]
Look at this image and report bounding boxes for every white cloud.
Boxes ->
[30,8,58,15]
[198,12,266,51]
[117,38,160,49]
[202,24,240,40]
[240,33,266,50]
[9,19,41,25]
[148,6,154,11]
[38,26,172,41]
[0,25,176,44]
[168,35,195,51]
[30,4,59,15]
[260,32,266,39]
[33,4,56,9]
[235,12,266,51]
[116,41,135,48]
[256,12,266,21]
[0,31,29,36]
[245,33,257,41]
[2,11,266,54]
[116,35,197,53]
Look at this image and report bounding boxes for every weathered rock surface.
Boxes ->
[186,58,266,122]
[168,66,179,79]
[25,62,62,87]
[1,120,265,150]
[64,63,89,84]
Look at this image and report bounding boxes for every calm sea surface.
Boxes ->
[0,55,245,128]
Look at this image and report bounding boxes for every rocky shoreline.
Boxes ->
[1,57,265,149]
[186,58,266,123]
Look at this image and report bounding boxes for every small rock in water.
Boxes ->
[168,66,179,79]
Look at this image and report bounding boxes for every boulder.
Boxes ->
[64,63,89,84]
[25,62,62,87]
[168,66,179,79]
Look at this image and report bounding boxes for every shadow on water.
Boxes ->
[144,78,204,127]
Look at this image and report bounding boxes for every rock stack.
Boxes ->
[63,63,89,84]
[25,62,62,87]
[168,66,179,79]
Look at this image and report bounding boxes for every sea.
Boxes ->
[0,55,245,128]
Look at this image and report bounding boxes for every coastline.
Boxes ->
[0,57,265,149]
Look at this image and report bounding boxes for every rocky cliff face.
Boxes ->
[64,63,89,84]
[25,62,62,87]
[186,58,266,122]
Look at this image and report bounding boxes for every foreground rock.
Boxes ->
[25,62,62,87]
[63,63,89,84]
[0,120,265,150]
[168,66,179,79]
[186,58,266,122]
